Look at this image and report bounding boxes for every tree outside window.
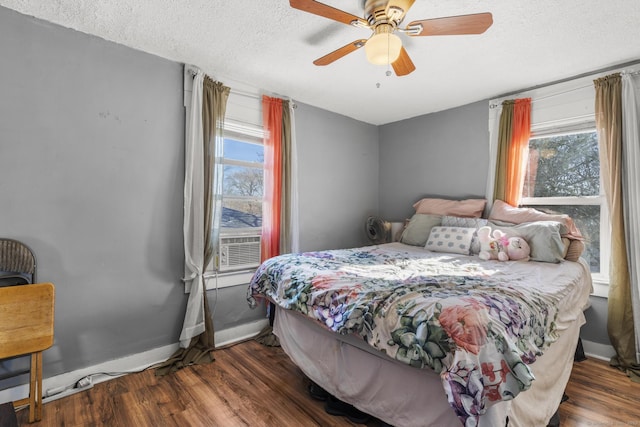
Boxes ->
[521,130,607,274]
[220,137,264,233]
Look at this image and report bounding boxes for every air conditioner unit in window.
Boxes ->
[218,235,261,272]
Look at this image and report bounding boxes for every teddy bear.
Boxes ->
[477,226,531,262]
[505,236,531,261]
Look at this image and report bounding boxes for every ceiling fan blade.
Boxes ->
[290,0,366,26]
[313,39,367,66]
[407,12,493,36]
[392,47,416,76]
[385,0,416,22]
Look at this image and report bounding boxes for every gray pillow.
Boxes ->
[488,220,566,263]
[400,214,442,246]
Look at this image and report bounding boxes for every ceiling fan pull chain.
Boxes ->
[386,34,392,77]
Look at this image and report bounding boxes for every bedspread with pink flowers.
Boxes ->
[247,245,566,426]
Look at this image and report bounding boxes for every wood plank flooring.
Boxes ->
[13,340,640,426]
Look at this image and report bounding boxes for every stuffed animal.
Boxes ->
[477,226,494,260]
[478,226,509,261]
[477,226,530,261]
[506,236,530,261]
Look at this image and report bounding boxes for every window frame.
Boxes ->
[487,64,640,299]
[520,126,610,297]
[220,120,265,239]
[203,119,265,283]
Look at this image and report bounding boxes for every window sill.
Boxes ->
[591,276,609,299]
[184,270,256,293]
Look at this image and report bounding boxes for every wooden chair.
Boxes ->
[0,283,55,422]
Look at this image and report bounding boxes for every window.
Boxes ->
[220,123,264,236]
[208,120,265,276]
[521,128,610,282]
[487,69,628,297]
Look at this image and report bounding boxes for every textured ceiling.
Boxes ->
[2,0,640,125]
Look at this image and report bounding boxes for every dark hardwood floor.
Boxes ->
[13,340,640,426]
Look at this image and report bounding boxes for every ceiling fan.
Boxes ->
[290,0,493,76]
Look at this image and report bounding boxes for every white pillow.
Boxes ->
[425,226,475,255]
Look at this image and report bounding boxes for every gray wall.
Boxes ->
[582,296,611,345]
[378,99,610,347]
[378,100,490,221]
[0,7,186,381]
[295,102,379,251]
[0,6,381,387]
[212,286,266,332]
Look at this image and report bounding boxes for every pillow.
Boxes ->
[561,237,571,258]
[441,216,489,255]
[489,200,583,240]
[488,220,566,263]
[400,214,442,246]
[441,216,489,228]
[565,239,585,262]
[425,226,475,255]
[413,198,486,218]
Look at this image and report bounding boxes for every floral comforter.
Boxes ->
[247,244,569,426]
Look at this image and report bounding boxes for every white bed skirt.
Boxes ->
[274,306,584,427]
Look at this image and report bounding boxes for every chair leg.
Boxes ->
[28,353,36,423]
[27,352,43,423]
[35,352,43,422]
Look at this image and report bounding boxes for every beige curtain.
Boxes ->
[157,75,230,376]
[493,100,514,202]
[203,78,230,269]
[196,77,230,353]
[594,73,640,381]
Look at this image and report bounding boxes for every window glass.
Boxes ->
[521,129,607,275]
[224,138,264,163]
[523,131,599,198]
[221,137,263,233]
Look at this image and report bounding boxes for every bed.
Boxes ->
[247,202,592,427]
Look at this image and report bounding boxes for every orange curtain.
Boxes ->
[262,96,283,261]
[504,98,532,206]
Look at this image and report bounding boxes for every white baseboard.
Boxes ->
[581,339,616,362]
[0,318,269,405]
[215,318,269,348]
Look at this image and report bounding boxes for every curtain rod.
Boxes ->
[489,83,593,109]
[489,70,640,109]
[489,60,640,109]
[186,66,296,107]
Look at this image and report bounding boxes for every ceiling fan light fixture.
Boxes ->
[365,25,402,65]
[290,0,492,77]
